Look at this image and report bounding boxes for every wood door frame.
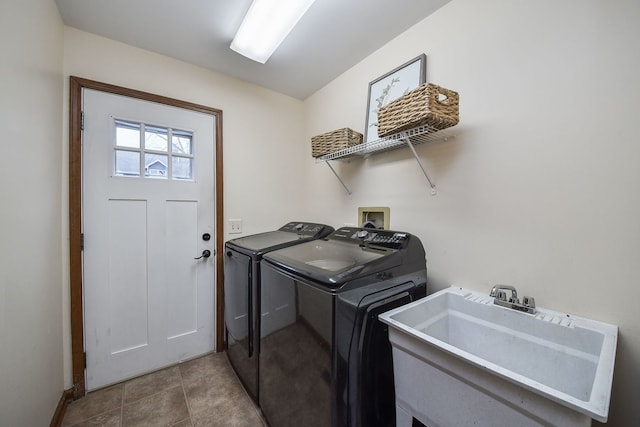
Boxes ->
[68,76,225,398]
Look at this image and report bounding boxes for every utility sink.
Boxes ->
[379,286,618,427]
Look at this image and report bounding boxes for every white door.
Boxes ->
[82,89,216,390]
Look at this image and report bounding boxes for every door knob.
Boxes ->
[194,249,211,260]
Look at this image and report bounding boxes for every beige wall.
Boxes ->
[304,0,640,425]
[61,27,307,389]
[0,0,64,426]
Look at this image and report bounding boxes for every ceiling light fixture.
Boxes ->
[230,0,316,64]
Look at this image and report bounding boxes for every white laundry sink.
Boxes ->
[379,286,618,427]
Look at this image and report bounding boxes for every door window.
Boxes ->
[114,119,194,180]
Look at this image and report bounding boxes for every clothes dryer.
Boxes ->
[224,222,334,403]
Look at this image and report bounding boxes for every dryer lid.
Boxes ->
[226,222,333,253]
[227,230,305,252]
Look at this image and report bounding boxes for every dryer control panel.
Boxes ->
[279,222,332,237]
[331,227,410,250]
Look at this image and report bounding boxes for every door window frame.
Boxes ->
[68,76,225,398]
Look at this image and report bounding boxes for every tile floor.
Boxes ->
[62,352,266,426]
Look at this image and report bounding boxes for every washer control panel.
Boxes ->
[331,227,410,250]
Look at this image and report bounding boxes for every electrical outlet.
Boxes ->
[229,219,242,234]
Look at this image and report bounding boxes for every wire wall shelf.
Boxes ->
[316,125,454,162]
[316,125,456,196]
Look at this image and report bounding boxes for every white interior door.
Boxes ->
[82,89,216,390]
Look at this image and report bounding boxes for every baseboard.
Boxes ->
[50,388,74,427]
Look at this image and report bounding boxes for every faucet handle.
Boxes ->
[489,285,502,298]
[522,296,536,308]
[490,285,518,302]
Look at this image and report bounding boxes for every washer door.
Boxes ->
[264,239,393,288]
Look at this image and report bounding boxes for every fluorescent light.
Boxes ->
[230,0,316,64]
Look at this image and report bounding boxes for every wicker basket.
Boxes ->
[377,83,459,137]
[311,128,363,157]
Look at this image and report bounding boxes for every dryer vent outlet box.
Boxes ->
[358,207,390,229]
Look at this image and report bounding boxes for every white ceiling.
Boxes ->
[55,0,451,100]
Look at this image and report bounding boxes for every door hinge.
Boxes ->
[80,233,84,251]
[80,111,84,131]
[83,352,87,369]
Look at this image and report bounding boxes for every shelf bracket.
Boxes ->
[324,160,352,195]
[402,135,437,195]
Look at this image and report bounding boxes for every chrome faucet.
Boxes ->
[490,285,536,314]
